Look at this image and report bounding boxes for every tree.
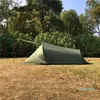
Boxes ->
[26,0,63,15]
[79,14,94,34]
[26,0,63,33]
[60,10,83,37]
[9,0,63,38]
[9,10,42,37]
[9,2,42,37]
[86,0,100,36]
[91,4,100,35]
[0,0,19,33]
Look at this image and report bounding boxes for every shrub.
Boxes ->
[0,33,36,57]
[1,32,100,57]
[75,34,100,57]
[34,31,75,48]
[0,33,15,57]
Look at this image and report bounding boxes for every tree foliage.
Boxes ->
[9,11,42,37]
[79,14,94,34]
[75,34,100,56]
[86,0,100,35]
[60,10,83,37]
[0,0,100,58]
[0,0,19,33]
[26,0,63,15]
[9,0,63,37]
[34,31,75,48]
[0,32,35,57]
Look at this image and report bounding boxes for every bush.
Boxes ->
[12,32,36,57]
[0,33,36,57]
[75,34,100,57]
[1,32,100,57]
[34,31,75,48]
[0,33,15,57]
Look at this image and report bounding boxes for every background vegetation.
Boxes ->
[0,0,100,57]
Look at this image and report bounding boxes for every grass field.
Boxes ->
[0,58,100,100]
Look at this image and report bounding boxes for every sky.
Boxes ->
[62,0,87,15]
[21,0,86,15]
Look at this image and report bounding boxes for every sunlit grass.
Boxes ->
[0,58,100,100]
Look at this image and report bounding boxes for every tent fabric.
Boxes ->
[25,42,87,64]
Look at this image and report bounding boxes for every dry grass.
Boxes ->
[0,58,100,100]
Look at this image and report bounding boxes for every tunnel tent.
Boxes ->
[25,42,88,64]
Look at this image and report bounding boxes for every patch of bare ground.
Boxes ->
[0,58,100,100]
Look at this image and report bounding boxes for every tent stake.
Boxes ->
[13,42,16,63]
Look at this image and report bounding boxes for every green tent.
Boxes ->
[25,42,87,64]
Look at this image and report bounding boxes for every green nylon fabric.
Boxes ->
[25,44,46,64]
[25,42,87,64]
